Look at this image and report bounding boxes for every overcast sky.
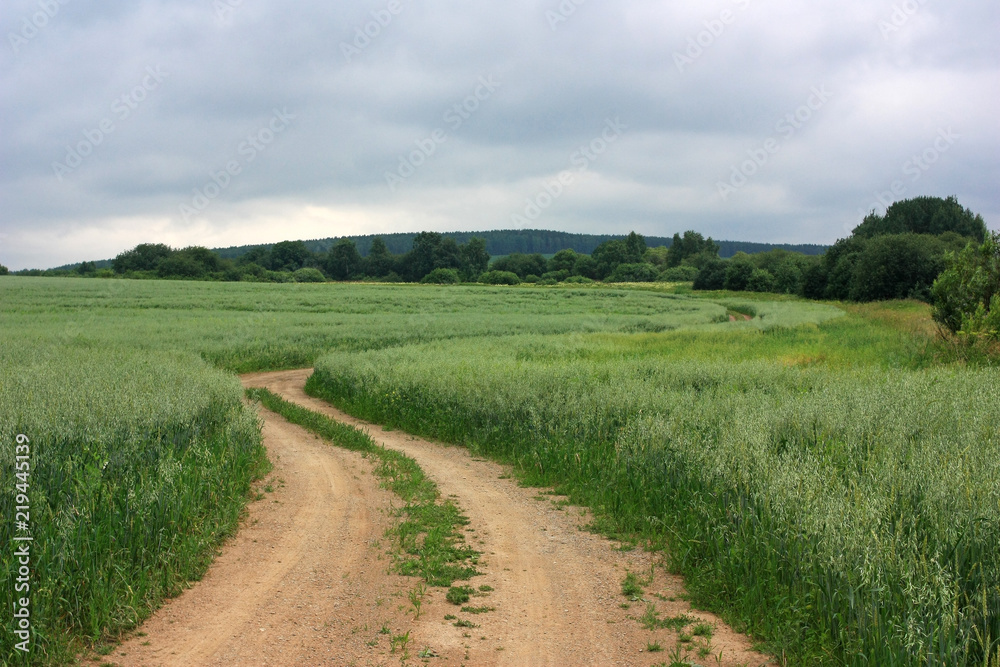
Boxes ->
[1,0,997,269]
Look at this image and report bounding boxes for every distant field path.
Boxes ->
[113,369,770,666]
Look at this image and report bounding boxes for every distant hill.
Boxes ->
[213,229,827,260]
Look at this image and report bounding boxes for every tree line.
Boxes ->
[692,196,989,302]
[213,230,826,261]
[5,196,991,327]
[93,232,490,283]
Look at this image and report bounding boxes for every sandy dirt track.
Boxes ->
[111,369,771,666]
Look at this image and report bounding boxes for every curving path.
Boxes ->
[111,369,770,666]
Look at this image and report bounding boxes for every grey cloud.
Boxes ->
[0,0,997,269]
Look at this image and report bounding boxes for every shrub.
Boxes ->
[847,234,949,302]
[746,268,776,293]
[693,259,727,290]
[542,270,570,282]
[490,253,547,279]
[659,265,699,282]
[265,270,295,283]
[607,262,658,283]
[573,255,599,279]
[564,275,594,284]
[479,270,521,285]
[294,267,327,283]
[723,256,755,291]
[932,232,1000,339]
[421,268,462,284]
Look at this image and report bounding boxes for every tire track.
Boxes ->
[244,369,771,667]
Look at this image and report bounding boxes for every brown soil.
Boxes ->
[111,369,771,666]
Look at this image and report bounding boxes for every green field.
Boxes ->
[1,277,997,665]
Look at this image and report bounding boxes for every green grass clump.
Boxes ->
[621,572,645,600]
[640,605,695,632]
[446,586,475,605]
[460,606,494,614]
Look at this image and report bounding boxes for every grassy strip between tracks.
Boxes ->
[245,387,479,588]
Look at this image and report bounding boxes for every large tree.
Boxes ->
[324,238,362,280]
[270,240,312,271]
[112,243,172,273]
[460,237,490,279]
[592,232,647,280]
[852,196,987,241]
[666,230,719,267]
[364,237,394,278]
[156,246,221,278]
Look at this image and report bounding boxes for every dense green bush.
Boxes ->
[542,269,570,282]
[693,259,727,290]
[478,270,521,285]
[658,265,699,282]
[420,268,462,284]
[723,254,755,291]
[846,234,949,301]
[293,267,327,282]
[932,232,1000,339]
[746,268,776,292]
[606,262,658,282]
[490,253,547,279]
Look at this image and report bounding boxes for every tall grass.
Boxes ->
[0,345,268,663]
[2,276,974,665]
[308,332,1000,666]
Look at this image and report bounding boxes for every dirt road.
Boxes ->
[113,369,770,666]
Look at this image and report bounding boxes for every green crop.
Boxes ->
[309,330,1000,665]
[1,275,993,665]
[0,343,268,664]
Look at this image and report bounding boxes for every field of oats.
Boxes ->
[1,276,997,665]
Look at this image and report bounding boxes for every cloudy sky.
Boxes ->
[1,0,997,269]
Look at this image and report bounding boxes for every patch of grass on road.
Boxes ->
[245,387,479,587]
